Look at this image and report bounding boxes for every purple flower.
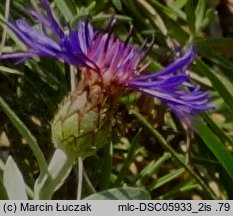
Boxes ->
[0,0,213,125]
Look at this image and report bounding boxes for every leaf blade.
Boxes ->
[195,122,233,181]
[0,96,47,175]
[195,58,233,118]
[3,156,28,200]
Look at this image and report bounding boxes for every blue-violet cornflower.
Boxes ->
[0,0,213,125]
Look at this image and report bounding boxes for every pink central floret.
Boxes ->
[82,30,144,85]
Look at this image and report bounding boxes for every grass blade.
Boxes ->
[156,179,199,200]
[195,0,206,31]
[54,0,76,22]
[194,121,233,181]
[185,0,196,35]
[0,177,8,200]
[195,58,233,118]
[0,96,47,175]
[0,65,23,75]
[149,168,185,190]
[135,152,171,186]
[202,113,233,146]
[114,129,141,186]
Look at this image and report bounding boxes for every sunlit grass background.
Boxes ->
[0,0,233,200]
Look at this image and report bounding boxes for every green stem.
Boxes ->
[83,168,96,193]
[0,0,10,54]
[100,142,112,190]
[77,157,83,200]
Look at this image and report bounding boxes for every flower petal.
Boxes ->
[38,0,64,38]
[127,47,213,124]
[132,47,196,81]
[0,1,88,67]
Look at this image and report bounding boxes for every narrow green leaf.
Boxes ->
[149,168,185,190]
[135,152,171,186]
[0,158,34,199]
[54,0,76,22]
[195,38,233,57]
[195,0,206,31]
[195,58,233,118]
[210,54,233,73]
[202,113,233,146]
[34,149,73,199]
[137,0,167,36]
[165,18,189,44]
[0,65,23,75]
[84,187,150,200]
[200,8,215,29]
[3,156,28,200]
[0,0,10,54]
[195,122,233,181]
[170,0,188,9]
[196,38,233,47]
[185,0,196,35]
[197,46,233,74]
[0,96,47,175]
[71,2,97,26]
[156,180,199,200]
[0,177,8,200]
[149,0,186,20]
[111,0,122,11]
[114,129,141,186]
[122,0,149,30]
[191,156,221,168]
[92,14,132,23]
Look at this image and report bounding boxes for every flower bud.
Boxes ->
[51,83,111,159]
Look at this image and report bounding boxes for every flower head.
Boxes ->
[0,0,213,126]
